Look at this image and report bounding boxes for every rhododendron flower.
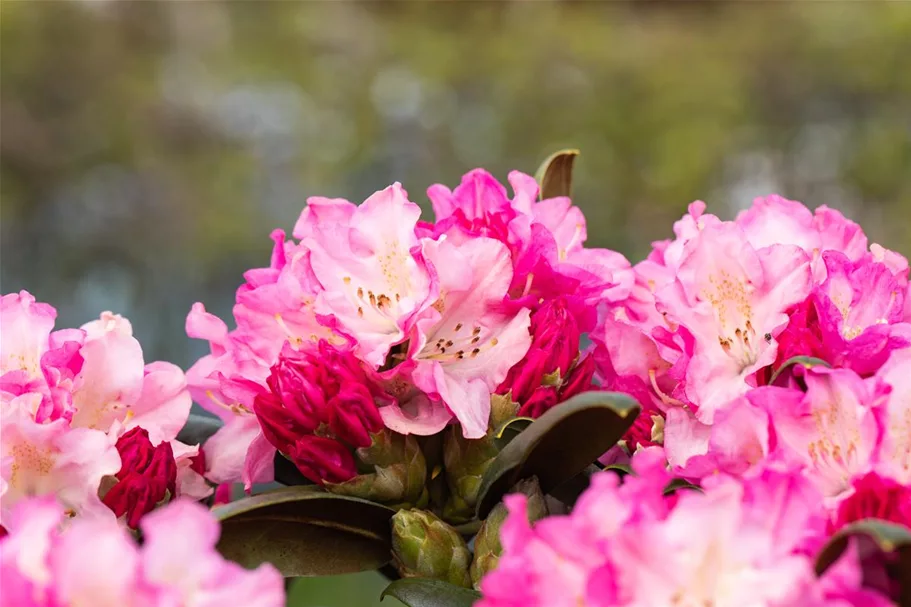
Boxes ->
[874,348,911,483]
[0,404,120,524]
[0,498,284,607]
[656,222,812,422]
[478,449,890,607]
[1,292,197,524]
[407,236,532,438]
[776,250,910,375]
[301,184,434,368]
[427,169,633,312]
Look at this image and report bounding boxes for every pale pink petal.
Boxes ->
[202,416,262,485]
[127,361,192,445]
[70,328,145,432]
[0,291,56,381]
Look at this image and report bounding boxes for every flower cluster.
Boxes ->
[0,293,208,528]
[479,449,894,607]
[186,169,631,487]
[0,497,283,607]
[592,196,910,494]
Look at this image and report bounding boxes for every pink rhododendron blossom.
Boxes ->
[656,222,812,422]
[478,450,890,607]
[408,236,532,438]
[753,367,881,498]
[873,348,911,483]
[0,404,119,524]
[302,184,433,368]
[1,292,198,525]
[828,472,911,533]
[0,498,284,607]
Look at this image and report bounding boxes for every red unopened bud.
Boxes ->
[497,298,581,403]
[328,384,384,449]
[102,427,177,529]
[287,435,357,485]
[517,386,559,418]
[559,353,595,400]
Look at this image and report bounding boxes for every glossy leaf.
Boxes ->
[273,451,314,486]
[816,518,911,573]
[534,148,580,200]
[213,486,395,577]
[475,390,640,518]
[381,578,481,607]
[176,412,222,446]
[768,355,831,385]
[492,417,533,451]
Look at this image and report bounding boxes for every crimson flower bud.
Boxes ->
[497,297,581,403]
[328,384,384,449]
[102,427,177,529]
[287,435,358,485]
[517,386,559,418]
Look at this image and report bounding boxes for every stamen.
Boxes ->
[649,369,684,406]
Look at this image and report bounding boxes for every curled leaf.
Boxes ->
[493,417,533,451]
[815,519,911,606]
[176,412,222,446]
[534,148,580,200]
[381,578,481,607]
[475,390,640,519]
[213,486,395,577]
[769,355,831,385]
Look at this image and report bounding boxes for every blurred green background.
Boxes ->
[2,2,910,605]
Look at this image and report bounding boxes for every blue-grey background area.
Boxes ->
[2,3,910,605]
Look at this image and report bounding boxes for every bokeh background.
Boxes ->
[2,2,910,605]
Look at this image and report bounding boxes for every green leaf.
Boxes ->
[664,478,701,495]
[475,390,640,519]
[815,519,911,575]
[769,356,831,385]
[176,412,222,446]
[381,578,481,607]
[492,416,533,450]
[273,451,315,486]
[213,486,395,577]
[534,148,580,200]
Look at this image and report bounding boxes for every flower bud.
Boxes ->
[391,508,471,587]
[497,298,581,403]
[102,427,177,529]
[326,429,427,507]
[470,476,548,588]
[442,425,500,523]
[287,435,357,485]
[328,384,384,449]
[254,341,388,485]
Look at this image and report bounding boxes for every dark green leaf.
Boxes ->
[273,451,315,486]
[769,356,830,385]
[213,486,395,577]
[176,412,222,445]
[547,464,600,508]
[493,417,533,451]
[476,390,640,518]
[603,463,632,476]
[664,478,701,495]
[381,578,481,607]
[534,148,580,200]
[815,519,911,575]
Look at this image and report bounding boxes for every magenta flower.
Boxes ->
[478,450,891,607]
